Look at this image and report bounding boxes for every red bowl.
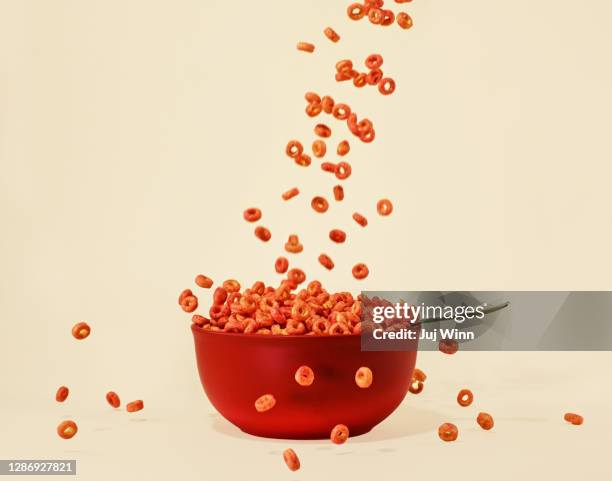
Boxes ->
[192,325,418,439]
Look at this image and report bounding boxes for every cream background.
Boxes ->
[1,0,611,479]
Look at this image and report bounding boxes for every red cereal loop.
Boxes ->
[255,394,276,412]
[285,235,304,254]
[381,9,395,26]
[564,413,584,426]
[181,294,198,313]
[254,226,272,242]
[329,229,347,243]
[397,12,414,30]
[213,287,228,305]
[365,54,383,70]
[324,27,340,43]
[305,101,323,117]
[311,196,329,213]
[337,140,350,156]
[275,257,289,274]
[57,420,78,439]
[353,73,367,88]
[330,424,350,444]
[294,153,312,167]
[314,124,332,138]
[285,140,303,158]
[366,68,383,85]
[347,3,365,20]
[243,208,262,222]
[321,95,335,113]
[332,103,351,120]
[287,268,306,285]
[376,198,393,216]
[352,263,369,280]
[71,322,91,340]
[352,212,368,227]
[457,389,474,407]
[179,289,193,305]
[295,365,315,386]
[192,314,210,327]
[282,187,300,201]
[195,274,213,288]
[126,400,144,413]
[438,423,458,442]
[312,139,327,158]
[409,380,424,394]
[439,339,459,355]
[305,92,321,103]
[378,77,396,95]
[297,42,315,53]
[335,162,352,180]
[55,386,69,403]
[368,8,383,24]
[329,322,351,335]
[283,448,300,472]
[477,412,494,430]
[223,279,241,293]
[321,162,337,173]
[413,368,427,382]
[106,391,121,408]
[333,185,344,201]
[318,254,335,270]
[355,366,373,388]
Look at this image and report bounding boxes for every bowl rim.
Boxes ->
[191,323,361,339]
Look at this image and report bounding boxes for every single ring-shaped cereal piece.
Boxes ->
[297,42,315,53]
[255,394,276,412]
[312,139,327,158]
[195,274,213,288]
[312,317,330,334]
[332,103,351,120]
[397,12,414,30]
[330,424,350,444]
[251,280,265,295]
[295,365,315,386]
[336,59,353,73]
[324,27,340,43]
[329,229,346,243]
[318,253,335,270]
[381,9,395,26]
[347,113,359,135]
[352,263,369,280]
[71,322,91,340]
[378,77,396,95]
[376,198,393,216]
[438,423,458,442]
[333,185,344,201]
[282,187,300,201]
[286,140,303,158]
[305,101,323,117]
[223,279,241,293]
[335,72,352,82]
[409,380,424,394]
[321,162,337,173]
[181,295,198,313]
[366,68,383,85]
[329,322,351,336]
[291,301,311,322]
[314,124,332,138]
[288,268,306,285]
[243,208,262,223]
[126,400,144,413]
[355,366,373,388]
[564,412,584,425]
[353,73,367,88]
[106,391,121,408]
[360,128,376,143]
[477,412,495,430]
[192,315,209,326]
[321,95,335,113]
[294,153,312,167]
[337,140,350,156]
[254,226,272,242]
[311,196,329,213]
[357,118,373,134]
[285,242,304,254]
[212,287,228,305]
[57,420,78,439]
[439,339,459,355]
[335,162,352,180]
[457,389,474,407]
[305,92,321,103]
[347,3,365,20]
[412,368,427,382]
[368,8,383,24]
[352,212,368,227]
[275,257,289,274]
[286,319,306,335]
[56,386,69,402]
[365,54,383,70]
[283,448,300,471]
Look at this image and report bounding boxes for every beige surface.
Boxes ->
[1,0,611,479]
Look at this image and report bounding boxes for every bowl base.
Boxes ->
[238,426,373,440]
